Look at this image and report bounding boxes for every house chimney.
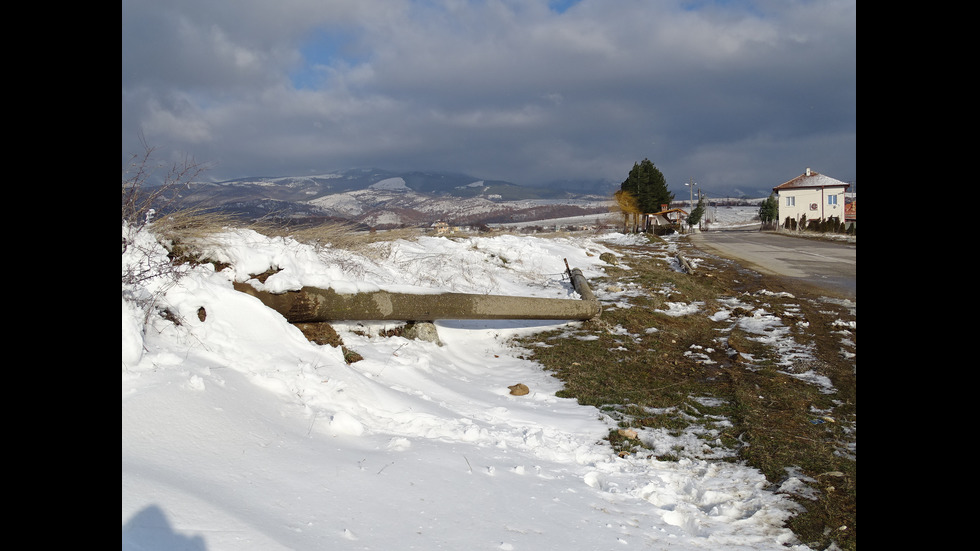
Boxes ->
[805,167,811,176]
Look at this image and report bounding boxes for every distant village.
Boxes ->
[424,190,854,236]
[427,196,770,236]
[429,219,607,236]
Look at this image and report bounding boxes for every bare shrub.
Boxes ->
[276,221,369,253]
[122,139,243,307]
[122,135,210,230]
[283,223,423,263]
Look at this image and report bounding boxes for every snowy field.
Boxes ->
[492,203,763,232]
[122,204,834,550]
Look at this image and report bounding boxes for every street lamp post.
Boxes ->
[685,178,698,232]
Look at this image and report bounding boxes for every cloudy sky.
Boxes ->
[121,0,856,198]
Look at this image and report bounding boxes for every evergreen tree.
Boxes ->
[758,193,778,229]
[620,158,673,214]
[620,162,641,197]
[688,195,706,228]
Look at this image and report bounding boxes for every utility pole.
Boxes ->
[685,178,698,232]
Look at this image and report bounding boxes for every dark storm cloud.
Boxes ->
[122,0,856,196]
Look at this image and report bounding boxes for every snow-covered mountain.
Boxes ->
[172,169,613,229]
[203,168,599,201]
[309,186,611,229]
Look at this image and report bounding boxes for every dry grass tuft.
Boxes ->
[148,207,243,243]
[514,237,856,551]
[276,223,422,252]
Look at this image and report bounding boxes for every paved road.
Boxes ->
[689,227,856,300]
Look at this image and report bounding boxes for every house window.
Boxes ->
[786,196,795,207]
[828,195,838,205]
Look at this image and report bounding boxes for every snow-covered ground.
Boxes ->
[492,203,764,232]
[123,205,829,550]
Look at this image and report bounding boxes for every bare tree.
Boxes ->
[122,135,211,290]
[122,133,208,230]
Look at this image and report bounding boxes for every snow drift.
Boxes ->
[123,208,815,550]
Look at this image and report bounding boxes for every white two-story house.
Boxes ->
[773,168,851,227]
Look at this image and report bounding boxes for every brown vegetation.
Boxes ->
[513,235,856,551]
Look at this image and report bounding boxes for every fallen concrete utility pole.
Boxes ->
[564,259,597,302]
[233,262,600,322]
[676,253,696,274]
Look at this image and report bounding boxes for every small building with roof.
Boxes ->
[773,168,851,227]
[638,207,688,234]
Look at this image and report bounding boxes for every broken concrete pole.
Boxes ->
[676,253,696,274]
[233,281,601,322]
[567,267,596,301]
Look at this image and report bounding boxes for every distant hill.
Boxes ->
[151,168,768,230]
[166,168,612,230]
[206,168,589,201]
